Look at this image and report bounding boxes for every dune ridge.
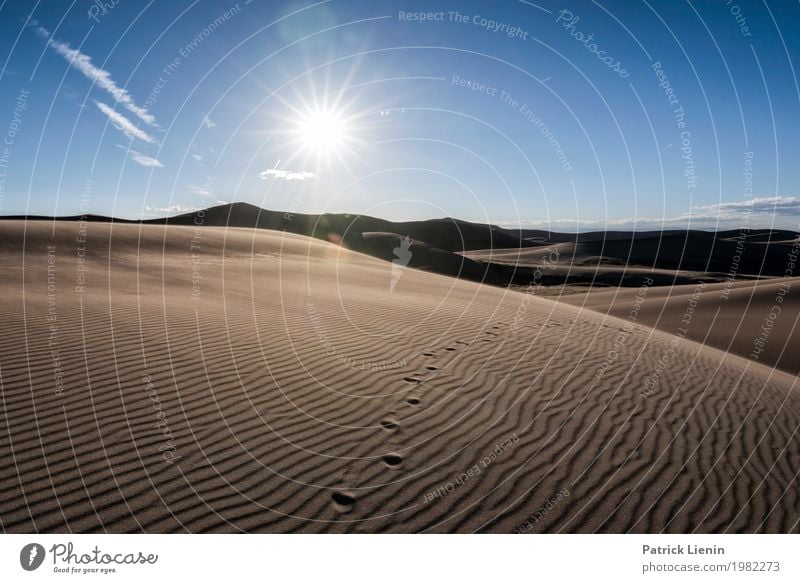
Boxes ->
[13,203,799,290]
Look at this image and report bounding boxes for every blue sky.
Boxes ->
[0,0,798,230]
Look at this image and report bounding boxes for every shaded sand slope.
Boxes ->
[558,278,800,375]
[15,204,534,288]
[465,230,799,281]
[358,232,511,285]
[0,221,798,533]
[155,202,536,252]
[17,208,798,289]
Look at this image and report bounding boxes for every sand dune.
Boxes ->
[16,203,534,288]
[154,202,533,252]
[19,206,798,291]
[1,220,798,533]
[358,232,510,285]
[465,229,799,285]
[558,278,800,375]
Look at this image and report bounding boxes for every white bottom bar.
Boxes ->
[1,534,797,582]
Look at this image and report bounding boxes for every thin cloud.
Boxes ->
[202,116,216,129]
[96,101,157,144]
[498,196,800,231]
[188,184,213,198]
[700,196,800,217]
[191,153,204,162]
[260,168,315,181]
[635,196,800,226]
[128,150,163,168]
[36,26,157,127]
[187,184,228,207]
[146,204,199,214]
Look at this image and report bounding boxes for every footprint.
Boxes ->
[381,419,399,431]
[383,454,403,469]
[331,491,356,511]
[425,366,438,371]
[406,397,421,406]
[445,347,457,352]
[422,351,435,357]
[404,376,423,384]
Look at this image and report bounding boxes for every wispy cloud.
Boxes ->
[499,196,800,231]
[191,153,204,162]
[115,144,163,167]
[260,168,315,181]
[36,26,157,127]
[188,184,213,198]
[698,196,800,218]
[642,196,800,227]
[96,101,157,144]
[128,150,163,168]
[187,184,228,207]
[202,116,216,129]
[146,204,199,214]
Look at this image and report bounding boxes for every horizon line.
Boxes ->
[0,202,798,235]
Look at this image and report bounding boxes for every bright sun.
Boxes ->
[298,109,348,156]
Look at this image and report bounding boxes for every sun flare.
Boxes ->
[297,108,349,156]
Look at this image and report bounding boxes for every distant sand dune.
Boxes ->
[559,278,800,375]
[464,229,799,287]
[0,221,798,533]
